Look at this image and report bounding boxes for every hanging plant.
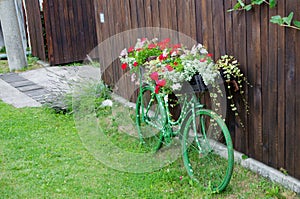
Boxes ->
[215,55,252,128]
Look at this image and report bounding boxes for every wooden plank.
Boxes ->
[194,0,203,44]
[52,0,64,65]
[223,0,236,145]
[295,0,300,180]
[285,0,297,178]
[260,4,270,164]
[24,0,46,60]
[267,5,279,168]
[144,0,153,38]
[211,0,225,59]
[57,0,68,63]
[276,0,286,171]
[150,0,160,37]
[232,2,247,153]
[43,0,54,66]
[66,0,78,61]
[199,1,214,54]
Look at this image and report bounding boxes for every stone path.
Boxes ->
[0,65,101,108]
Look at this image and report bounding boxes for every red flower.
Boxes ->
[128,46,134,53]
[173,62,178,66]
[200,58,206,62]
[133,62,138,67]
[121,63,127,70]
[172,44,181,49]
[156,79,166,87]
[159,54,167,61]
[166,65,174,71]
[150,72,159,81]
[207,53,213,57]
[162,38,170,43]
[155,85,161,94]
[148,43,156,49]
[141,38,147,42]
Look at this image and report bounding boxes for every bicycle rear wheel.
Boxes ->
[182,109,234,193]
[136,86,166,152]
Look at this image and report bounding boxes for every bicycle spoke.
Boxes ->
[182,109,234,193]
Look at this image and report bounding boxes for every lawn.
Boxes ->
[0,56,42,74]
[0,100,298,198]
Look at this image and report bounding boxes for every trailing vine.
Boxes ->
[229,0,300,31]
[215,55,252,128]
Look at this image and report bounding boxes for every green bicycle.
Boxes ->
[135,70,234,193]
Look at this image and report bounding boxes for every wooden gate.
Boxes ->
[25,0,98,65]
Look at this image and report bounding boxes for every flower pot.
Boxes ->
[180,74,208,93]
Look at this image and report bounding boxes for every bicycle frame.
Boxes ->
[137,68,205,140]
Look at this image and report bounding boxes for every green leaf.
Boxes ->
[233,2,241,9]
[242,154,249,160]
[238,0,245,7]
[282,12,294,26]
[270,15,284,25]
[244,5,252,11]
[294,20,300,28]
[252,0,264,5]
[269,0,277,8]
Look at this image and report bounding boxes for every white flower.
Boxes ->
[101,99,113,107]
[120,48,127,57]
[200,48,208,54]
[171,83,182,90]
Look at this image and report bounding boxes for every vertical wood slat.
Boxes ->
[261,5,270,165]
[25,0,46,61]
[232,4,247,152]
[276,0,286,173]
[294,0,300,179]
[246,6,262,161]
[285,0,297,179]
[267,4,279,169]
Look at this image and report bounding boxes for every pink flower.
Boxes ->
[128,46,134,53]
[179,176,183,180]
[148,43,156,49]
[150,72,159,81]
[200,58,206,62]
[133,62,138,67]
[141,38,147,42]
[156,79,166,87]
[121,63,127,70]
[166,65,174,71]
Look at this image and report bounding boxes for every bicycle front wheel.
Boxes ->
[182,109,234,193]
[136,86,166,152]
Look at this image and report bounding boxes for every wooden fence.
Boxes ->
[25,0,98,65]
[94,0,300,179]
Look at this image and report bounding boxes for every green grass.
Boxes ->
[0,60,9,74]
[0,100,298,198]
[0,56,42,74]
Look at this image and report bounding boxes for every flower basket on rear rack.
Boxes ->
[119,38,219,95]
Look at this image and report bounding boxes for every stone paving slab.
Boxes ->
[10,80,36,87]
[0,78,41,108]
